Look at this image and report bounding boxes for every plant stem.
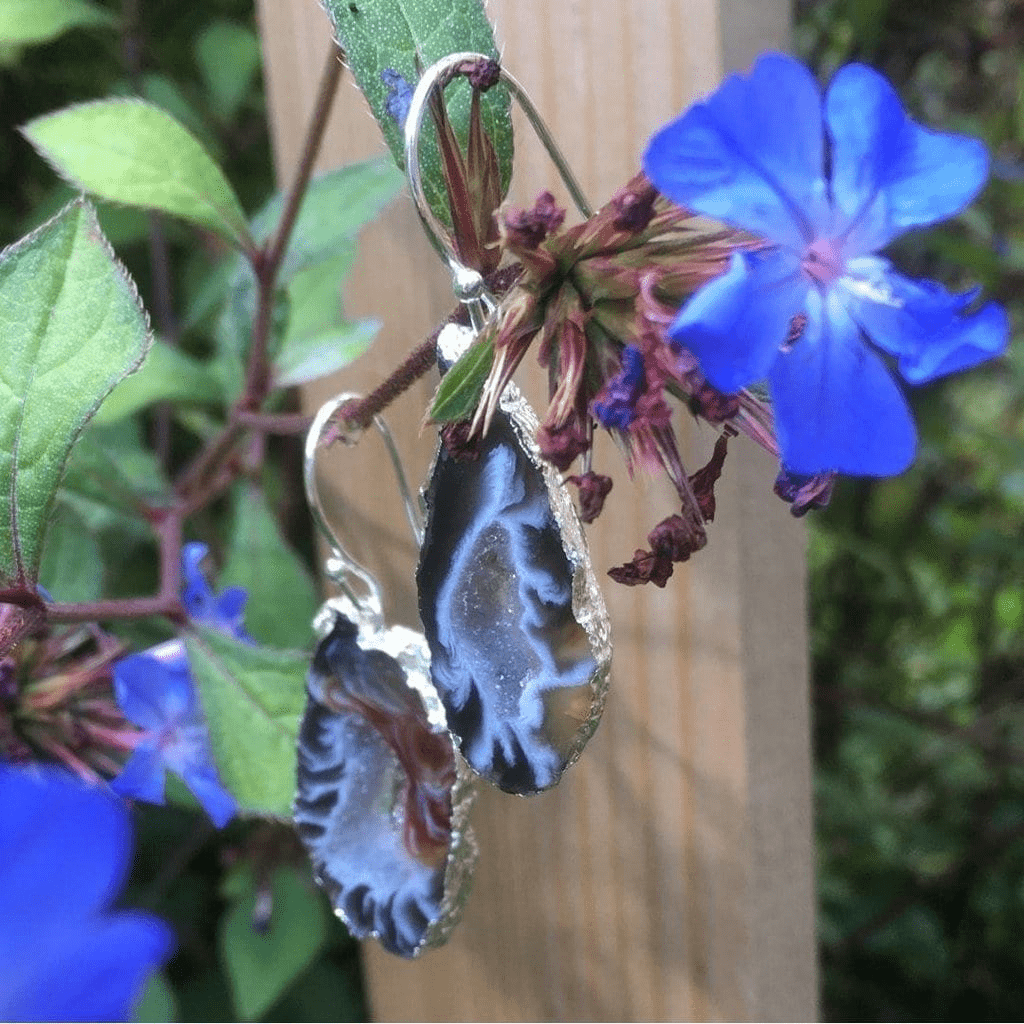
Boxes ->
[244,43,345,400]
[177,44,345,500]
[235,410,312,434]
[342,329,442,430]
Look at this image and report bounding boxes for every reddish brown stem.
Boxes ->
[342,330,441,430]
[244,44,345,400]
[235,410,313,434]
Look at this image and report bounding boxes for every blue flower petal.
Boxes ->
[644,53,827,250]
[381,68,414,129]
[181,542,214,606]
[112,643,193,731]
[110,744,166,805]
[669,248,806,393]
[179,765,238,829]
[110,645,236,827]
[215,586,248,632]
[826,62,990,251]
[163,732,238,828]
[6,913,173,1023]
[0,765,128,937]
[769,289,917,475]
[592,345,646,428]
[898,300,1008,383]
[839,264,1009,383]
[0,765,173,1022]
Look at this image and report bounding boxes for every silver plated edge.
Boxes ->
[299,604,478,958]
[425,323,614,788]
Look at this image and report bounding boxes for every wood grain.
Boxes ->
[256,1,816,1018]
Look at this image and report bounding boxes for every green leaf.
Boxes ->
[272,251,379,386]
[213,161,401,389]
[847,0,890,52]
[320,0,512,225]
[95,341,223,423]
[186,628,306,816]
[429,335,493,421]
[274,322,379,387]
[37,505,102,604]
[61,419,168,532]
[134,972,178,1023]
[263,956,365,1023]
[195,21,262,123]
[0,199,151,587]
[0,0,113,46]
[220,867,329,1022]
[250,158,404,281]
[220,487,319,649]
[137,73,220,157]
[23,101,253,250]
[281,246,358,336]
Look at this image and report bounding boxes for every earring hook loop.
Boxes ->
[403,51,593,325]
[304,393,424,624]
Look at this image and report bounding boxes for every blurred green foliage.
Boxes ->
[798,0,1024,1017]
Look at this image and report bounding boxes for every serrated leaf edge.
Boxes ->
[1,197,152,585]
[22,98,254,251]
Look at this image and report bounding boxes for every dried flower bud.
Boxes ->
[467,57,501,91]
[536,411,590,472]
[501,192,566,253]
[611,177,658,233]
[688,435,729,522]
[566,472,613,523]
[608,548,675,588]
[774,468,836,515]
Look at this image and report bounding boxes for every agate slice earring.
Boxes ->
[294,394,476,958]
[404,55,613,795]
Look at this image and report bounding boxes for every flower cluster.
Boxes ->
[454,175,747,583]
[435,52,1006,583]
[110,543,244,827]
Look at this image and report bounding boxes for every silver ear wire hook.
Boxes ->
[303,393,423,626]
[403,50,593,327]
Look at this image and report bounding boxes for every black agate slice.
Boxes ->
[417,325,612,795]
[293,611,476,958]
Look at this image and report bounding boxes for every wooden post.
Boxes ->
[256,1,817,1018]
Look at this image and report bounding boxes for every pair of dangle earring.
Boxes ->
[295,52,612,957]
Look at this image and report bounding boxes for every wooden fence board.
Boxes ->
[256,1,816,1018]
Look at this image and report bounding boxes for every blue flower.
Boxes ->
[180,541,249,637]
[111,544,245,827]
[0,763,174,1021]
[643,53,1009,475]
[381,68,414,129]
[592,345,646,429]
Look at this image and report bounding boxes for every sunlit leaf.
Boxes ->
[0,200,151,587]
[0,0,113,46]
[23,101,253,250]
[250,158,404,281]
